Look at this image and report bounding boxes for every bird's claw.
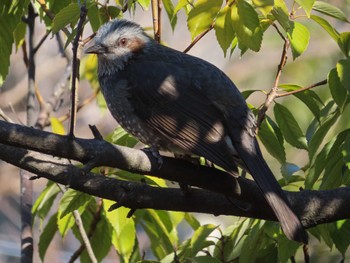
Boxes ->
[142,147,163,168]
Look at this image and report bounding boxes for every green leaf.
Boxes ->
[241,89,260,99]
[187,0,222,39]
[330,220,350,256]
[277,235,301,263]
[313,1,349,23]
[190,224,217,256]
[287,21,310,60]
[258,116,286,164]
[279,84,322,118]
[87,3,101,32]
[295,0,315,17]
[141,210,176,259]
[308,110,340,162]
[184,213,201,230]
[306,138,335,189]
[231,0,263,52]
[338,32,350,58]
[138,0,151,10]
[319,130,350,189]
[52,3,80,34]
[57,190,93,238]
[111,126,138,147]
[38,213,58,261]
[328,68,347,111]
[0,0,29,85]
[274,103,308,150]
[337,59,350,92]
[342,133,350,170]
[162,0,177,30]
[58,189,93,219]
[310,15,339,42]
[271,0,291,31]
[214,6,235,57]
[240,220,265,263]
[253,0,274,16]
[103,200,136,261]
[13,21,26,50]
[32,181,60,221]
[174,0,191,15]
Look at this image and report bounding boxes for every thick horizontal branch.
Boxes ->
[0,120,350,228]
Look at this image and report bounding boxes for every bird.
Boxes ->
[86,19,308,244]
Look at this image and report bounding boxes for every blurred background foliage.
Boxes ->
[0,0,350,262]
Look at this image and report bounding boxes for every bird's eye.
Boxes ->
[119,38,128,47]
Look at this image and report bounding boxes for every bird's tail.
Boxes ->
[235,136,308,243]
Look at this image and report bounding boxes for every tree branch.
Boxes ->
[0,120,350,228]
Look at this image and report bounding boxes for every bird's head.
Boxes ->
[86,19,152,74]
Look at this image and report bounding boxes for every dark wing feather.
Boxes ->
[120,59,237,174]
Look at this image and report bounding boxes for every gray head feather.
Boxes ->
[92,19,152,75]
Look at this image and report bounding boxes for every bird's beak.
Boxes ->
[85,44,106,54]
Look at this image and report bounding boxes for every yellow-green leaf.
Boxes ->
[336,59,350,92]
[328,68,347,111]
[50,117,65,135]
[187,0,222,39]
[295,0,315,17]
[287,21,310,60]
[231,0,263,52]
[214,6,235,56]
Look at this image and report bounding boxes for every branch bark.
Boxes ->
[0,120,350,229]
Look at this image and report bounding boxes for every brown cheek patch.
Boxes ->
[127,37,145,53]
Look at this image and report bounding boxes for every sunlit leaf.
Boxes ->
[295,0,315,17]
[253,0,274,16]
[271,0,291,31]
[187,0,222,39]
[313,1,349,23]
[328,68,347,111]
[50,117,65,135]
[103,200,136,260]
[287,21,310,60]
[231,0,263,52]
[310,15,339,42]
[337,32,350,58]
[163,0,177,30]
[336,59,350,95]
[214,6,235,56]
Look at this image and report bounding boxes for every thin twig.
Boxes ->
[183,23,215,53]
[151,0,161,43]
[0,108,13,123]
[256,23,290,130]
[71,210,97,263]
[82,33,96,45]
[58,88,99,123]
[33,29,51,54]
[69,199,103,263]
[56,184,98,263]
[276,79,327,98]
[69,4,88,137]
[35,63,72,130]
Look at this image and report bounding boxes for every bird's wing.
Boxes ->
[120,59,238,173]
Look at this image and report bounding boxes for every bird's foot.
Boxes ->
[142,147,163,168]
